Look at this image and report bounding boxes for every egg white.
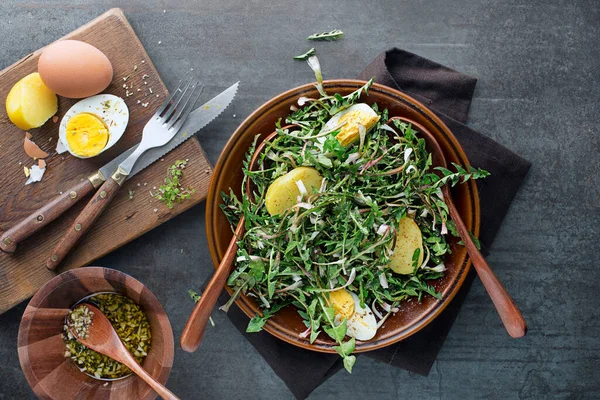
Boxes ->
[345,292,378,341]
[56,94,129,158]
[318,103,379,145]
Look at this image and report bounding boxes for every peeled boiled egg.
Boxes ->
[330,289,378,341]
[38,40,113,99]
[321,103,380,146]
[57,94,128,158]
[329,289,355,320]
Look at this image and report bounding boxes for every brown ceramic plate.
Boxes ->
[18,267,174,399]
[206,80,480,353]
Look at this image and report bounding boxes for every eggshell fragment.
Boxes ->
[25,165,46,185]
[38,159,46,169]
[24,133,49,159]
[38,40,113,99]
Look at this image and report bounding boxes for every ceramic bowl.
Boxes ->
[18,267,174,399]
[206,80,480,353]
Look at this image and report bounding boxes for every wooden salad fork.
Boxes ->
[68,304,179,400]
[46,79,203,270]
[180,129,283,353]
[391,116,527,338]
[181,116,526,353]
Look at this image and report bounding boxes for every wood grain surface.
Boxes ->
[0,8,212,314]
[18,267,174,400]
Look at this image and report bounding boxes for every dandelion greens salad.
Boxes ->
[219,56,489,373]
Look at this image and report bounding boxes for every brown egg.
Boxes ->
[38,40,113,99]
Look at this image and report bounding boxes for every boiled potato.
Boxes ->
[389,217,424,275]
[6,72,58,130]
[265,167,323,216]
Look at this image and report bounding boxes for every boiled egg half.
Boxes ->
[329,289,377,341]
[321,103,380,147]
[57,94,129,158]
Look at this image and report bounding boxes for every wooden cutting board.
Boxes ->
[0,8,213,314]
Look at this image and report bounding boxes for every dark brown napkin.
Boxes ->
[207,48,531,399]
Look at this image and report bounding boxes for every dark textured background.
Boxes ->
[1,1,598,399]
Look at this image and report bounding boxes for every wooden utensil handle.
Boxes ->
[46,177,122,270]
[445,189,527,338]
[180,218,245,353]
[0,179,95,253]
[125,358,180,400]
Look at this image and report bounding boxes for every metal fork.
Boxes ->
[46,79,204,270]
[118,78,204,176]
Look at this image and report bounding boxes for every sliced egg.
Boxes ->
[330,289,378,341]
[57,94,129,158]
[320,103,380,147]
[329,289,355,321]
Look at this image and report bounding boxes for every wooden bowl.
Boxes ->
[18,267,174,399]
[206,80,480,353]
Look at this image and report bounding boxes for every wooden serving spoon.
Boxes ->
[180,129,282,353]
[391,116,527,338]
[181,116,526,352]
[68,303,179,400]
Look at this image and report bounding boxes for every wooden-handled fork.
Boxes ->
[46,79,203,270]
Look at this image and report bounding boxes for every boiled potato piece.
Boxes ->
[265,167,323,216]
[6,73,57,130]
[389,217,424,275]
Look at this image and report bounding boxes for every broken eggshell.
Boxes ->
[24,132,49,159]
[25,164,46,185]
[57,94,129,158]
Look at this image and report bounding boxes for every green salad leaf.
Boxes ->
[218,57,488,372]
[307,29,344,41]
[294,48,316,60]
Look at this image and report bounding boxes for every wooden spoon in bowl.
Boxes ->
[181,116,527,352]
[67,303,179,400]
[180,129,281,353]
[391,116,527,338]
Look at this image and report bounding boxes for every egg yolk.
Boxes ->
[65,112,109,157]
[328,289,355,320]
[335,110,380,146]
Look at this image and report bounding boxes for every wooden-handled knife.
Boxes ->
[0,151,132,254]
[0,82,238,261]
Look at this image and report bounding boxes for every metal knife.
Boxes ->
[0,81,238,255]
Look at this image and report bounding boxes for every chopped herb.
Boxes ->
[66,305,94,340]
[63,293,151,380]
[152,160,196,209]
[294,48,316,61]
[129,190,135,200]
[307,29,344,41]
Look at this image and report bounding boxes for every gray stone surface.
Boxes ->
[1,0,599,399]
